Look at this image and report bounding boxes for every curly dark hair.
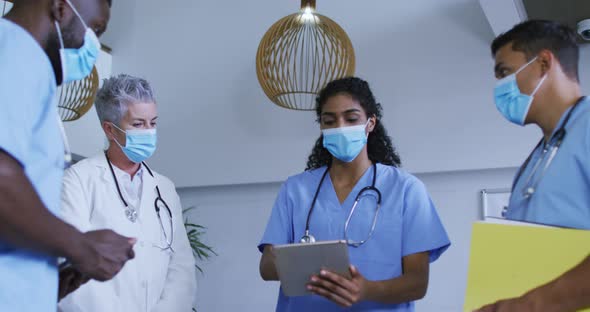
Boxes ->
[305,77,401,170]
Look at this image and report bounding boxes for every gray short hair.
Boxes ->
[95,74,156,125]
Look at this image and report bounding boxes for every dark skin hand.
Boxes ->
[307,252,429,307]
[58,267,90,301]
[307,265,368,307]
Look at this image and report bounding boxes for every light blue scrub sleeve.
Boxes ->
[258,179,294,252]
[0,47,33,165]
[402,179,450,262]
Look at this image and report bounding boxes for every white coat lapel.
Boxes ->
[90,152,114,184]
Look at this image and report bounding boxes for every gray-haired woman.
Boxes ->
[58,74,196,312]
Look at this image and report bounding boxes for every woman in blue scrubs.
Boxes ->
[258,77,450,311]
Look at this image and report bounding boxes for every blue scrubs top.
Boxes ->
[259,163,450,312]
[0,18,64,311]
[507,97,590,229]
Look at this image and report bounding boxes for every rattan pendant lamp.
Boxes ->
[2,0,100,122]
[56,67,100,121]
[256,0,356,111]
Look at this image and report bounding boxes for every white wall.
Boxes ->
[179,182,281,311]
[97,0,590,188]
[179,166,517,311]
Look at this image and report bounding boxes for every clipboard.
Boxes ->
[273,240,351,297]
[464,222,590,311]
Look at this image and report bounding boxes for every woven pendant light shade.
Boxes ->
[256,0,355,111]
[57,66,100,122]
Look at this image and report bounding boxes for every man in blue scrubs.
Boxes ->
[0,1,135,311]
[477,20,589,311]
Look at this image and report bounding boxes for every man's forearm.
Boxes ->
[260,245,279,281]
[0,151,82,258]
[365,271,427,304]
[526,255,590,311]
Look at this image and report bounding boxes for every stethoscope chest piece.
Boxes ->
[125,208,138,223]
[300,230,316,244]
[524,187,535,198]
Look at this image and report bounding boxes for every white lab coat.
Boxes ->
[58,153,196,312]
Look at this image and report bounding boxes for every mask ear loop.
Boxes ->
[64,0,89,30]
[515,56,548,97]
[515,56,539,75]
[54,21,65,50]
[109,122,127,149]
[530,74,548,97]
[110,122,126,133]
[54,20,68,82]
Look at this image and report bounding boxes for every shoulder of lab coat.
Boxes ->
[144,164,197,311]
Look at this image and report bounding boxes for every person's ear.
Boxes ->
[368,116,377,133]
[537,50,554,77]
[50,0,69,24]
[102,122,117,141]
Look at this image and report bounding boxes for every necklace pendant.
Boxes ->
[125,208,138,223]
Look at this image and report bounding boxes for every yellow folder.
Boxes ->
[464,221,590,312]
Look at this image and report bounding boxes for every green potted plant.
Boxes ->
[183,207,217,273]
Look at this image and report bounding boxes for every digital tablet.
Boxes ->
[273,240,350,297]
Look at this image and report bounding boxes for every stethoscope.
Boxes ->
[104,152,174,252]
[512,97,586,199]
[300,163,382,247]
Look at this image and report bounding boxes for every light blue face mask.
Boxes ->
[111,124,158,163]
[54,0,101,84]
[322,121,370,163]
[494,57,547,125]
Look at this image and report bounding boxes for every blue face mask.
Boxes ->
[54,0,101,84]
[494,57,547,126]
[112,124,158,163]
[322,121,369,163]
